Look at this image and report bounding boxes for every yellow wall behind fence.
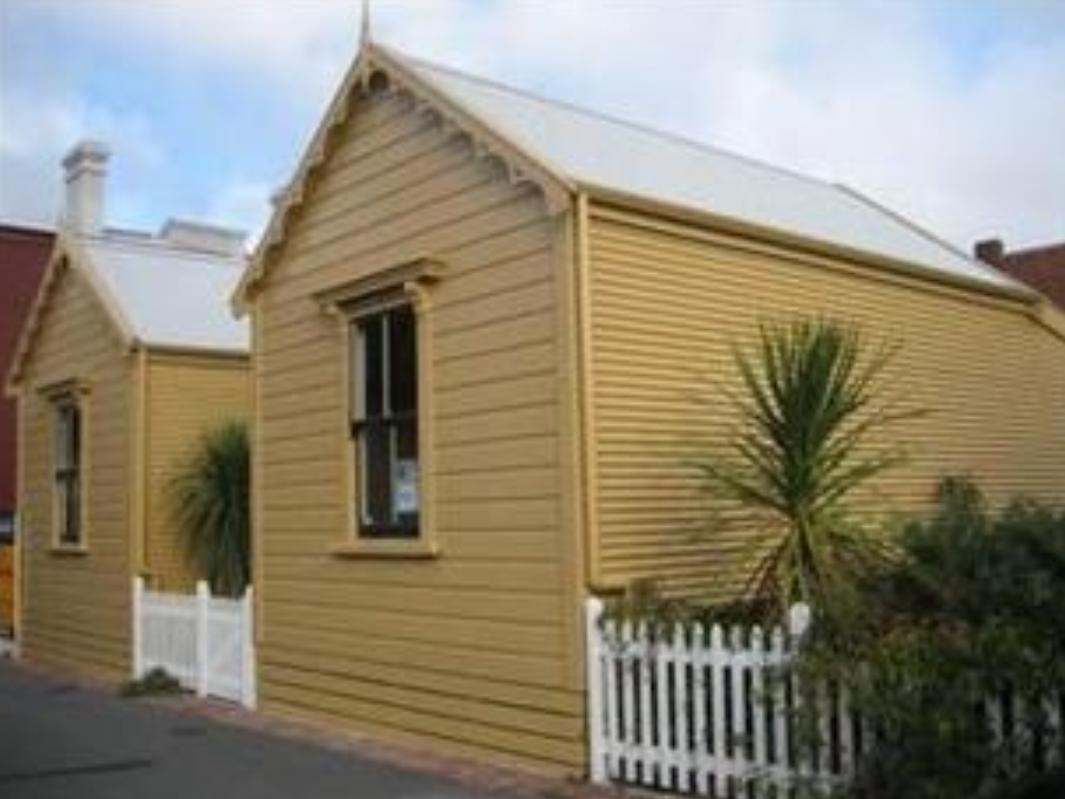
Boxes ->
[142,351,250,591]
[252,85,585,773]
[17,262,132,680]
[585,204,1065,598]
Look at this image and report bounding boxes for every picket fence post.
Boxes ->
[788,602,811,639]
[585,597,607,783]
[241,585,256,709]
[195,580,209,698]
[131,575,144,678]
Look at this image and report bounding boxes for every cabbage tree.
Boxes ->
[699,318,919,619]
[170,420,250,596]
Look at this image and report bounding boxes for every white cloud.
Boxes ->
[205,178,275,245]
[31,0,358,108]
[3,0,1063,250]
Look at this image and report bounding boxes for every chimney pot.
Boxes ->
[62,139,110,236]
[974,238,1005,268]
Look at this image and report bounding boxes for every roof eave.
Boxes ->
[578,181,1038,306]
[142,341,250,360]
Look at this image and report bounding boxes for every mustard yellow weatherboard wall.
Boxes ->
[583,203,1065,597]
[5,156,251,682]
[241,80,586,773]
[13,258,134,679]
[237,40,1065,777]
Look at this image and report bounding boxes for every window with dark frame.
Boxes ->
[352,304,419,537]
[53,400,83,545]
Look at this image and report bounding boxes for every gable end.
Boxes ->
[5,236,134,394]
[233,44,572,312]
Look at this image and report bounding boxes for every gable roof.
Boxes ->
[397,47,1020,294]
[82,233,248,352]
[7,228,248,390]
[235,41,1028,309]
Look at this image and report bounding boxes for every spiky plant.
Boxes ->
[170,420,250,596]
[699,318,920,619]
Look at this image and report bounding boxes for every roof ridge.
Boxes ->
[85,231,244,264]
[1005,241,1065,260]
[833,183,1024,285]
[380,44,841,194]
[0,221,55,237]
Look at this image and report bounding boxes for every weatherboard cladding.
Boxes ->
[585,206,1065,597]
[17,263,133,680]
[252,85,585,771]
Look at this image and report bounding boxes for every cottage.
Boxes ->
[233,40,1065,774]
[4,142,250,681]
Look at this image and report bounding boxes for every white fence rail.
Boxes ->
[585,597,1062,796]
[133,577,255,708]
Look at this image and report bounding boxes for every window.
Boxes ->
[53,399,83,546]
[352,304,419,537]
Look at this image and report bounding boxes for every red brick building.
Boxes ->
[975,238,1065,311]
[0,223,55,540]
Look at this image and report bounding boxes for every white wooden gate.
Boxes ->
[133,577,255,707]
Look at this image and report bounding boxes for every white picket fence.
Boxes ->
[585,597,1062,797]
[132,576,255,708]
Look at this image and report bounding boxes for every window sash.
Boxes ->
[53,402,82,545]
[352,305,419,536]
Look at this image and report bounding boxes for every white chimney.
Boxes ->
[62,140,110,236]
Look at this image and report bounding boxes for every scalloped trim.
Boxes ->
[234,45,571,311]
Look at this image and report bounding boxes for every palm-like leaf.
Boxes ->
[169,420,250,596]
[700,319,921,619]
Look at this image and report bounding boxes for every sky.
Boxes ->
[0,0,1063,253]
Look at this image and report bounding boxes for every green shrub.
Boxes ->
[798,478,1065,799]
[119,667,184,698]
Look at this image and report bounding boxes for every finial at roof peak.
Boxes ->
[360,0,372,49]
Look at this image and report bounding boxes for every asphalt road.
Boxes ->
[0,659,518,799]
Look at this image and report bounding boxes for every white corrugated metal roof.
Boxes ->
[390,47,1018,292]
[82,233,248,352]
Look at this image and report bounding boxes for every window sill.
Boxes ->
[329,538,439,560]
[49,544,89,557]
